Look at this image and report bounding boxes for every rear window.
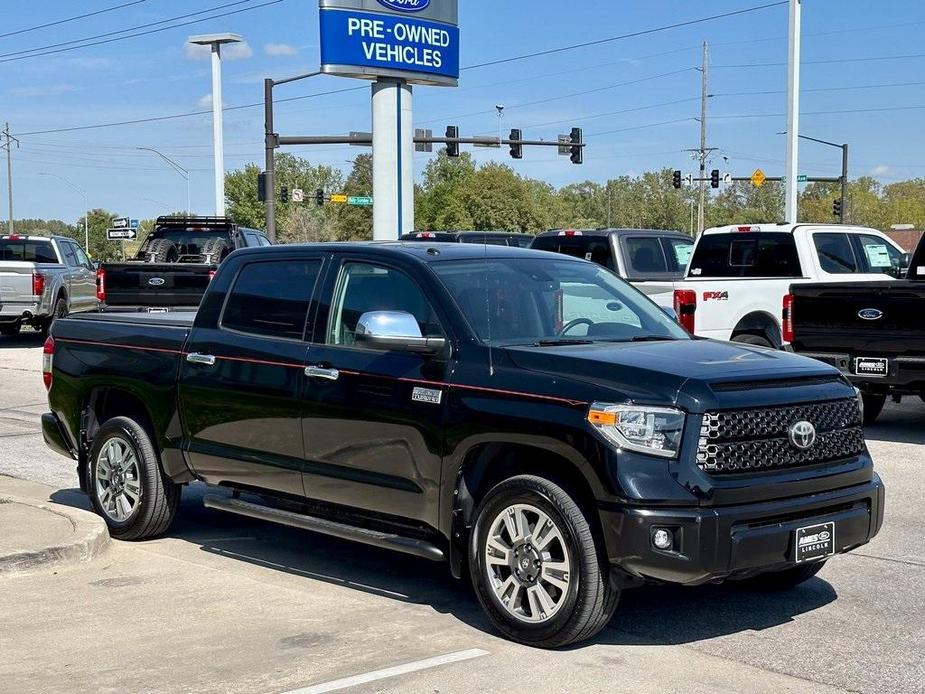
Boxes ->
[222,260,322,340]
[0,240,58,263]
[530,236,615,271]
[689,232,802,278]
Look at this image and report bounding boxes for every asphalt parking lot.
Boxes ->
[1,330,923,694]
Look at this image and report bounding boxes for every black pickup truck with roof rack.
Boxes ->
[790,232,925,422]
[96,216,271,311]
[43,242,883,648]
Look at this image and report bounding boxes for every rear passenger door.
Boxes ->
[58,241,96,311]
[178,255,325,496]
[298,256,451,525]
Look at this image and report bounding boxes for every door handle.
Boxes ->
[304,365,339,381]
[186,353,217,366]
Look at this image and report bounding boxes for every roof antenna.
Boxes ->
[484,241,494,377]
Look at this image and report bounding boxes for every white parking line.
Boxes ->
[282,648,490,694]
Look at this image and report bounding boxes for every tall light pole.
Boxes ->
[137,147,190,214]
[188,33,242,217]
[797,134,849,224]
[784,0,802,222]
[39,172,88,253]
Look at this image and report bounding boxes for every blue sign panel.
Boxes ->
[320,8,459,86]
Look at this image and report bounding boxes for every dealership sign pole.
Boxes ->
[319,0,459,240]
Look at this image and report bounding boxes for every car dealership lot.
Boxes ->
[1,332,923,694]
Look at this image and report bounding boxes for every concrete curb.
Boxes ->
[0,494,110,575]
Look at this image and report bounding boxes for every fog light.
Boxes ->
[652,528,673,550]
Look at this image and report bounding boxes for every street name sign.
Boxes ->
[797,174,808,183]
[348,196,374,206]
[319,0,460,86]
[107,228,137,241]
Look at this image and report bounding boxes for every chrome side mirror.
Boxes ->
[355,311,446,354]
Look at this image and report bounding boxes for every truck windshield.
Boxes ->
[688,232,802,278]
[0,239,58,263]
[431,257,688,345]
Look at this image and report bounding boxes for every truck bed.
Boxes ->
[100,261,215,308]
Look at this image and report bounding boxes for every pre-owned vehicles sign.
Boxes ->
[319,0,459,86]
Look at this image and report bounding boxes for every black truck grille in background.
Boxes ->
[697,398,864,474]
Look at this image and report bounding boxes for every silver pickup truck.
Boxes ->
[0,234,98,336]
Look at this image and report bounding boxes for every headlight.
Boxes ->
[587,402,686,458]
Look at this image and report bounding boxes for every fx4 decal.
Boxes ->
[703,291,729,301]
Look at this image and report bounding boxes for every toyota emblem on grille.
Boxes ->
[788,420,817,450]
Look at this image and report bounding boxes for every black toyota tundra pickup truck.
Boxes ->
[97,216,271,311]
[42,242,884,648]
[789,233,925,423]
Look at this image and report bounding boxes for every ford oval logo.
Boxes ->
[858,308,883,321]
[148,277,166,287]
[377,0,430,12]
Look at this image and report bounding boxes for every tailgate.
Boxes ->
[792,282,925,356]
[102,262,214,307]
[0,263,38,306]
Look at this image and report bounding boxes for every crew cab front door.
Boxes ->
[299,257,451,525]
[178,255,324,496]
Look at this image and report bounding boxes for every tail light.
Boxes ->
[32,272,45,297]
[42,335,55,391]
[96,267,106,302]
[782,293,794,343]
[673,289,697,333]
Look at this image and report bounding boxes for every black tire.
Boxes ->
[87,416,180,540]
[732,333,775,349]
[201,237,231,263]
[469,475,618,648]
[41,296,68,338]
[0,323,21,337]
[146,238,179,264]
[736,560,826,591]
[862,392,887,425]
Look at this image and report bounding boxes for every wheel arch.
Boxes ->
[731,310,782,347]
[448,441,606,579]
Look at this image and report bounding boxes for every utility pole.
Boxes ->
[2,123,18,235]
[698,42,708,233]
[784,0,802,222]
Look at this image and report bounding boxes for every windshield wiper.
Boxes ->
[534,338,595,347]
[629,335,677,342]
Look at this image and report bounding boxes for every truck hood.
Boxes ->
[505,338,841,408]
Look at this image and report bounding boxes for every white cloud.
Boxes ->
[198,94,213,109]
[870,164,891,177]
[265,42,298,57]
[184,40,253,61]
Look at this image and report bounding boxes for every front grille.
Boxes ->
[697,398,864,474]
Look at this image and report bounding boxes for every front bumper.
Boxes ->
[600,475,884,585]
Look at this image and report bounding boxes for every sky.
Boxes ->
[2,0,924,224]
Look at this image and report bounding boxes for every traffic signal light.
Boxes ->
[445,125,459,157]
[569,127,583,165]
[280,186,289,204]
[710,169,720,189]
[509,129,523,160]
[833,198,843,218]
[673,170,682,189]
[315,188,325,207]
[257,172,269,202]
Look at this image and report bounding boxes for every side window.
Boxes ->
[257,234,272,247]
[857,234,902,274]
[625,237,668,274]
[60,242,79,267]
[72,245,91,268]
[814,233,857,274]
[222,259,322,340]
[663,238,694,271]
[327,263,443,346]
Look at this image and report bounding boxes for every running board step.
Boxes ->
[203,495,445,562]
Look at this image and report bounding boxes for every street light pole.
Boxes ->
[784,0,802,223]
[796,134,849,224]
[39,172,88,252]
[137,147,191,214]
[188,33,242,217]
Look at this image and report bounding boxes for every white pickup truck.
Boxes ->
[672,223,906,348]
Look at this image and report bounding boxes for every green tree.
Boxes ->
[334,154,374,240]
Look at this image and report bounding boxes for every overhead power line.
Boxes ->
[463,1,787,70]
[714,52,925,69]
[0,0,283,64]
[0,0,151,40]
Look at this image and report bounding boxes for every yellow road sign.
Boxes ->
[751,169,766,188]
[330,194,348,204]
